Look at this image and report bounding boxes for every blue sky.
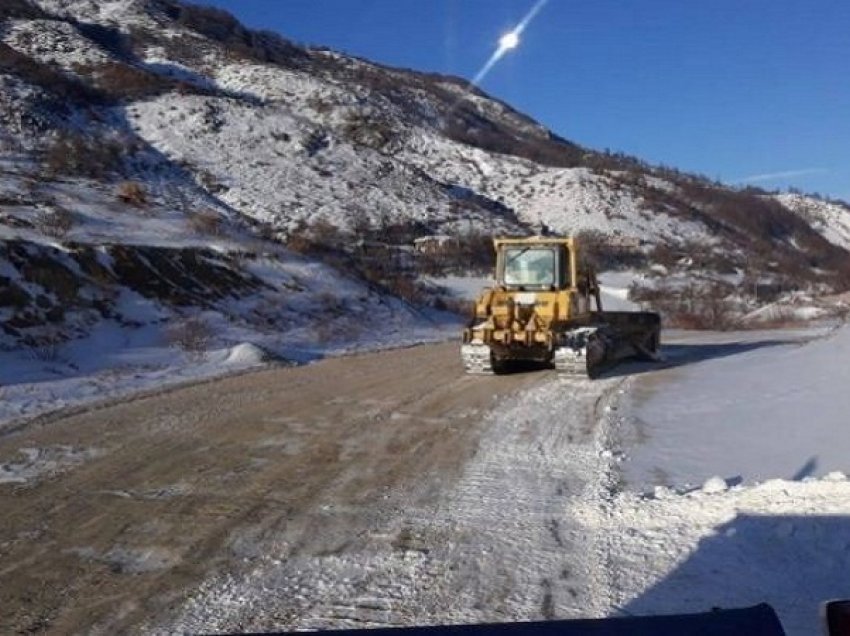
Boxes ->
[203,0,850,201]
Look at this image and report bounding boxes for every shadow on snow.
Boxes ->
[622,513,850,636]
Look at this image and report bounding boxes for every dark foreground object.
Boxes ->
[825,599,850,636]
[238,604,786,636]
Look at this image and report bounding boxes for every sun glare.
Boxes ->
[467,0,548,89]
[499,31,520,51]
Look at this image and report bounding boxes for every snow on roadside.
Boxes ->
[577,472,850,636]
[0,340,269,431]
[622,326,850,488]
[581,326,850,636]
[0,315,458,432]
[0,445,102,484]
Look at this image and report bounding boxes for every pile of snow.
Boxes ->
[221,342,269,366]
[739,291,841,325]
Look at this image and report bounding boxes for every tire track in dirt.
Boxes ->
[165,370,626,632]
[0,342,546,634]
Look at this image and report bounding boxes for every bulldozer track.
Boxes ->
[461,343,496,375]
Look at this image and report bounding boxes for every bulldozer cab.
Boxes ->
[495,237,574,292]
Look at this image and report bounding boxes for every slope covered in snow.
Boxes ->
[774,193,850,251]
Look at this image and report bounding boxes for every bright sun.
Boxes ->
[499,31,520,51]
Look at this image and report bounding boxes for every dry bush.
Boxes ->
[285,219,343,255]
[29,330,65,362]
[0,0,49,19]
[85,62,175,100]
[629,280,738,330]
[44,131,124,178]
[342,112,396,151]
[302,129,329,156]
[116,181,147,206]
[0,42,104,105]
[188,209,223,236]
[167,316,212,353]
[285,233,314,255]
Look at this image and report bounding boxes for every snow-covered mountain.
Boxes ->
[1,0,849,367]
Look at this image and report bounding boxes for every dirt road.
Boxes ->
[0,342,562,634]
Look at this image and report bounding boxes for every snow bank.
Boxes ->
[623,326,850,488]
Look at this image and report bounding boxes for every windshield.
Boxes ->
[503,247,556,287]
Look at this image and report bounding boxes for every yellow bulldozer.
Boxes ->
[461,236,661,378]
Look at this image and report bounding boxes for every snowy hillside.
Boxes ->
[1,0,849,413]
[774,193,850,251]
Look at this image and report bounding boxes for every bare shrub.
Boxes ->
[197,169,227,194]
[30,330,64,362]
[116,181,147,206]
[0,0,49,19]
[167,316,212,353]
[84,62,175,100]
[43,131,124,178]
[307,96,334,114]
[0,42,104,105]
[285,233,314,255]
[629,280,737,330]
[188,209,223,236]
[285,219,342,255]
[342,112,396,151]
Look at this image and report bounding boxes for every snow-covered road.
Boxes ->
[3,328,849,636]
[169,325,850,636]
[167,371,628,632]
